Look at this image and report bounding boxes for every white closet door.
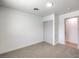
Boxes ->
[43,21,53,44]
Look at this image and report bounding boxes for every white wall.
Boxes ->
[55,15,59,44]
[0,7,43,54]
[43,14,54,22]
[59,10,79,45]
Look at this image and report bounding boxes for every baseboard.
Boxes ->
[58,41,65,45]
[0,40,43,55]
[54,41,58,46]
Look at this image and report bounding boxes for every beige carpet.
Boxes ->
[0,42,79,58]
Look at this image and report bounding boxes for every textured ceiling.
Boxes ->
[0,0,79,16]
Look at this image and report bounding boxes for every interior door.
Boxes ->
[65,17,78,48]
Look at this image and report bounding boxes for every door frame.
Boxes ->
[64,16,79,48]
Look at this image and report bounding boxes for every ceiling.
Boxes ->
[0,0,79,16]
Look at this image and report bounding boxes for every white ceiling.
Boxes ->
[0,0,79,16]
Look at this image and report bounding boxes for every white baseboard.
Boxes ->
[0,40,43,54]
[58,41,65,45]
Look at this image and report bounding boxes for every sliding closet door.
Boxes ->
[43,21,53,44]
[65,17,78,48]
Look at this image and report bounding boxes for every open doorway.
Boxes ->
[65,17,79,49]
[43,21,53,44]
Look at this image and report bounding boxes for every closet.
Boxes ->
[43,21,53,44]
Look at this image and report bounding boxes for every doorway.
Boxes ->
[43,21,53,44]
[65,17,78,49]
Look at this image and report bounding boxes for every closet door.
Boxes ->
[43,21,53,44]
[65,17,78,48]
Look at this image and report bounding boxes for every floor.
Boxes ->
[0,42,79,58]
